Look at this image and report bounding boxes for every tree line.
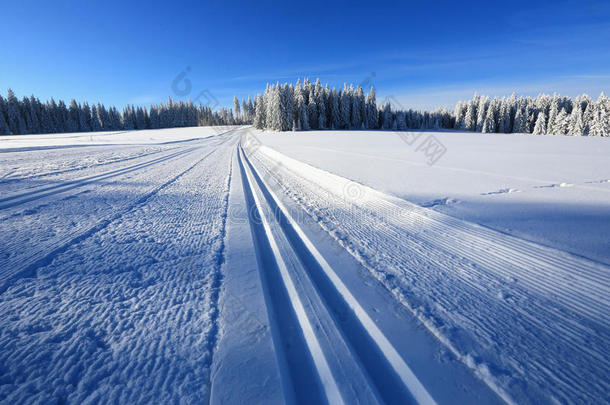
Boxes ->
[453,92,609,136]
[250,79,609,136]
[0,89,243,135]
[252,78,451,132]
[2,83,608,137]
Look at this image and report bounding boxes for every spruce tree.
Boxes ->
[567,104,584,136]
[91,105,101,131]
[0,97,9,135]
[330,89,340,130]
[365,86,378,129]
[464,101,477,131]
[233,96,240,121]
[533,112,547,135]
[6,89,26,134]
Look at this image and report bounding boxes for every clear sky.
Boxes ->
[2,0,609,110]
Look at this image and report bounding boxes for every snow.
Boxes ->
[246,132,609,403]
[1,126,608,404]
[254,129,610,265]
[0,129,236,403]
[0,126,238,150]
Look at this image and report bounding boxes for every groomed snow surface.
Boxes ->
[0,126,608,404]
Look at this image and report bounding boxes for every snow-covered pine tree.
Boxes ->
[78,102,91,132]
[233,96,240,121]
[546,97,559,134]
[282,83,295,131]
[553,108,570,135]
[497,99,509,133]
[395,110,406,130]
[512,107,524,134]
[589,92,610,137]
[0,95,10,135]
[453,101,466,130]
[533,112,547,135]
[481,108,496,133]
[57,100,69,132]
[294,82,307,130]
[464,101,477,131]
[66,100,80,132]
[327,88,338,130]
[90,105,101,131]
[381,102,393,129]
[247,96,254,122]
[308,94,318,130]
[348,86,363,129]
[122,106,134,130]
[475,96,488,132]
[315,84,326,129]
[271,83,283,130]
[263,84,272,129]
[365,86,378,129]
[6,89,26,134]
[21,97,34,134]
[339,85,351,129]
[567,103,584,136]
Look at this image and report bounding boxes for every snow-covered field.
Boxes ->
[256,129,610,265]
[0,126,608,404]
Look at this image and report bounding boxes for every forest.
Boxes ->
[2,80,609,136]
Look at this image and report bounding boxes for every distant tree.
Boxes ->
[6,89,26,134]
[512,108,525,134]
[339,86,351,129]
[553,108,570,135]
[475,96,488,132]
[533,112,547,135]
[253,94,265,129]
[464,101,477,131]
[233,96,240,121]
[365,86,378,129]
[0,96,9,135]
[589,93,609,137]
[481,108,496,133]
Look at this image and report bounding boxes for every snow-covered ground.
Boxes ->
[0,126,237,151]
[0,126,608,404]
[256,129,610,265]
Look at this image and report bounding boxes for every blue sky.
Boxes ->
[2,0,609,110]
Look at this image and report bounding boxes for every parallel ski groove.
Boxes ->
[238,147,345,405]
[0,147,196,210]
[0,144,181,185]
[0,145,221,294]
[241,145,437,405]
[249,144,609,403]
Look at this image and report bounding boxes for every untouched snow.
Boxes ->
[1,126,608,404]
[256,129,610,264]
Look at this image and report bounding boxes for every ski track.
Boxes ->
[0,134,234,288]
[0,144,181,187]
[248,142,610,404]
[239,144,439,405]
[0,131,236,403]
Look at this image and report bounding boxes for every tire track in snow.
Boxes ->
[239,145,436,405]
